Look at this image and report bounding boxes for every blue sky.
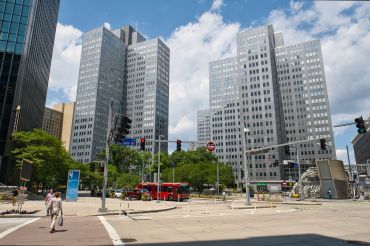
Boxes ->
[47,0,370,163]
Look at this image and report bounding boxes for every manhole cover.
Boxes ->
[121,238,137,243]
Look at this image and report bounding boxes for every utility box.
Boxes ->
[316,160,350,199]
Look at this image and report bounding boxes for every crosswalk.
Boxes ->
[115,207,299,221]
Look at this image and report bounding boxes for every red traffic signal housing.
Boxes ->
[140,138,146,151]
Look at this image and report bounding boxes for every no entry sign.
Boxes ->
[207,142,216,152]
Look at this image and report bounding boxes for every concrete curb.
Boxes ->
[256,201,322,206]
[94,206,177,216]
[230,205,276,210]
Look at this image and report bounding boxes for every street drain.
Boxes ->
[121,238,137,243]
[345,240,370,245]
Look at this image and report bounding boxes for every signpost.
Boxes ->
[66,170,80,201]
[18,159,32,213]
[122,138,136,146]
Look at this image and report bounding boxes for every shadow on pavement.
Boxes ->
[135,234,369,246]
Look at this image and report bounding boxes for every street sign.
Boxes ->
[66,170,80,201]
[207,142,216,152]
[122,138,136,146]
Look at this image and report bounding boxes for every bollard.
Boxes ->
[178,196,180,203]
[119,203,121,216]
[188,200,190,214]
[254,203,257,213]
[127,203,130,217]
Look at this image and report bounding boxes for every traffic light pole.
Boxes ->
[242,128,250,205]
[99,99,113,212]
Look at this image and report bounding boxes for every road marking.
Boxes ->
[98,216,125,246]
[0,217,40,240]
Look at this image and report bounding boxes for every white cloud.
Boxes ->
[211,0,224,12]
[165,4,240,142]
[48,23,82,102]
[268,2,370,125]
[336,148,356,165]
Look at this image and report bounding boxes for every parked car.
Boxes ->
[114,189,123,198]
[126,188,151,200]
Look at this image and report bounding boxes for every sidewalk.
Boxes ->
[0,216,112,246]
[0,197,176,217]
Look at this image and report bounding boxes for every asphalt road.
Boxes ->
[105,200,370,245]
[1,200,369,246]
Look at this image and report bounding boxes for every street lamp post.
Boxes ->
[157,135,163,202]
[100,99,113,212]
[296,145,303,200]
[242,126,250,205]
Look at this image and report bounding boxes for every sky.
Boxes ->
[46,0,370,164]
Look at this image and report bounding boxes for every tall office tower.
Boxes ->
[125,37,170,153]
[209,57,242,180]
[275,38,336,180]
[53,102,75,152]
[197,109,211,144]
[236,25,285,183]
[71,25,169,163]
[206,24,336,187]
[42,107,63,138]
[0,0,60,182]
[42,102,75,151]
[70,26,126,163]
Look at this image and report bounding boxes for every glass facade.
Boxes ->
[0,0,31,154]
[0,0,60,183]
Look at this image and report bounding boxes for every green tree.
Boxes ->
[11,129,72,191]
[116,172,140,190]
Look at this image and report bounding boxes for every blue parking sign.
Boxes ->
[66,170,80,201]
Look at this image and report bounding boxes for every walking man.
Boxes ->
[328,188,332,199]
[45,189,53,216]
[11,188,19,206]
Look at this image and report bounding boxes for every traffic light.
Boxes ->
[269,160,279,167]
[284,145,290,155]
[176,139,182,151]
[320,138,327,150]
[89,163,95,172]
[355,116,367,134]
[140,138,146,151]
[115,115,132,142]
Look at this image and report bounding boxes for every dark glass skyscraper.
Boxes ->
[0,0,60,182]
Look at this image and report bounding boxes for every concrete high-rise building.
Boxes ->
[0,0,60,182]
[42,102,75,152]
[209,57,242,180]
[125,36,170,153]
[71,25,169,163]
[206,24,336,189]
[42,107,63,139]
[236,25,285,184]
[53,102,75,151]
[276,39,336,180]
[197,109,211,144]
[70,26,126,163]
